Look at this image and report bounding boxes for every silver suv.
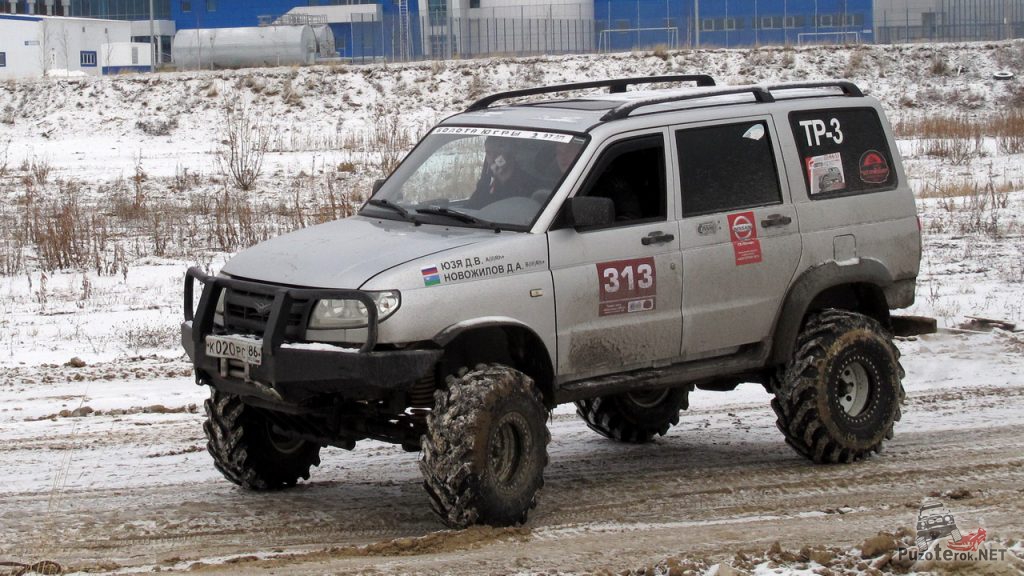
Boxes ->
[182,75,931,528]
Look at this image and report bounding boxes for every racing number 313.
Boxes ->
[602,262,653,294]
[596,257,658,316]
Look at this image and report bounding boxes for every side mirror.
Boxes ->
[372,179,386,194]
[564,196,614,229]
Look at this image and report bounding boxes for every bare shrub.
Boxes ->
[368,104,411,179]
[929,54,949,76]
[117,321,179,353]
[172,164,202,192]
[217,100,270,191]
[0,138,10,177]
[844,49,865,76]
[651,44,670,61]
[135,116,179,136]
[31,156,52,185]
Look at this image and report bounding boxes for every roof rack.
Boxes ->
[601,86,775,121]
[599,80,863,121]
[465,75,716,112]
[766,80,863,97]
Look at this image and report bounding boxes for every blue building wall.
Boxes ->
[595,0,873,49]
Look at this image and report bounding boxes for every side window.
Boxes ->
[80,51,97,67]
[789,108,897,199]
[0,53,6,68]
[579,135,666,225]
[676,121,781,217]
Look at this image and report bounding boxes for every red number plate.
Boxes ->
[596,257,657,316]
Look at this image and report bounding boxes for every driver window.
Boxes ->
[578,134,667,225]
[400,135,484,204]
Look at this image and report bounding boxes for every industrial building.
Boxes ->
[0,13,152,78]
[0,0,1021,71]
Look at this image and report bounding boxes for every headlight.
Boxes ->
[308,291,400,330]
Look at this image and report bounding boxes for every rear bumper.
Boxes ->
[183,268,441,405]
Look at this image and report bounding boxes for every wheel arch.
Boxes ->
[434,318,556,406]
[770,259,894,365]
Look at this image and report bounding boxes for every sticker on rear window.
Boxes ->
[806,153,846,195]
[597,257,656,316]
[859,150,890,184]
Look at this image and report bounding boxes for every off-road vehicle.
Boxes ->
[916,500,963,550]
[182,75,933,528]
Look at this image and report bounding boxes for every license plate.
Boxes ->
[205,335,262,366]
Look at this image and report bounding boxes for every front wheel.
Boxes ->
[771,309,906,463]
[203,389,322,490]
[420,364,550,528]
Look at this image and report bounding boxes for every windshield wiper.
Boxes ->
[365,199,420,225]
[415,207,501,232]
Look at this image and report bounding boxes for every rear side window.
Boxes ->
[676,121,782,217]
[789,108,897,199]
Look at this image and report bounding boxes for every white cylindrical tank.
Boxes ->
[311,25,337,57]
[172,26,318,69]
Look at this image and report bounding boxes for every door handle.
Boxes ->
[641,231,675,245]
[761,214,792,228]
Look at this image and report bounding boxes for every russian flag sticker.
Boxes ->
[421,266,441,286]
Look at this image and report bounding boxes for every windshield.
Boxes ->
[361,127,587,230]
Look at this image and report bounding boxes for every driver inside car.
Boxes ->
[467,137,544,209]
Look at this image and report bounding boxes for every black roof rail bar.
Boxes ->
[766,80,864,97]
[465,74,716,112]
[601,86,775,121]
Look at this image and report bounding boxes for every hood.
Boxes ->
[222,216,493,288]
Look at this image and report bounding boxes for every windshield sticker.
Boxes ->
[859,150,891,183]
[433,126,574,143]
[806,152,846,195]
[421,266,441,287]
[727,211,763,266]
[597,258,657,316]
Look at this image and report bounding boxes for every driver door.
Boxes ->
[548,130,683,381]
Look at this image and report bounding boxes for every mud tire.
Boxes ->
[420,364,550,528]
[771,309,906,464]
[203,389,321,490]
[574,388,688,443]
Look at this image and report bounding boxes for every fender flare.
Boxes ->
[770,259,894,365]
[433,316,546,347]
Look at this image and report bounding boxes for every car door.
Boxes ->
[672,117,802,359]
[548,130,683,380]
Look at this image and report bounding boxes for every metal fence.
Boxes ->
[335,0,1024,63]
[876,0,1024,43]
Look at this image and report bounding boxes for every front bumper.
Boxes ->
[183,267,441,405]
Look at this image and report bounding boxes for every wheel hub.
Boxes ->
[625,388,670,408]
[489,413,527,488]
[838,361,871,417]
[267,423,306,454]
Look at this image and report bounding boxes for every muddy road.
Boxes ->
[1,331,1022,575]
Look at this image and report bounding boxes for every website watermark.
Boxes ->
[894,498,1009,563]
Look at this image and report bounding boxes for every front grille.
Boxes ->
[223,286,310,339]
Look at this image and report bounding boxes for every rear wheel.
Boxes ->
[203,389,322,490]
[420,364,550,528]
[574,387,688,443]
[771,309,905,463]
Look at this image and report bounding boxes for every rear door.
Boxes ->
[671,117,802,359]
[548,130,683,380]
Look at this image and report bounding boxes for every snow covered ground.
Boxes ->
[0,41,1022,575]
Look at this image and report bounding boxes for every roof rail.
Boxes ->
[766,81,864,97]
[601,86,775,121]
[465,75,716,112]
